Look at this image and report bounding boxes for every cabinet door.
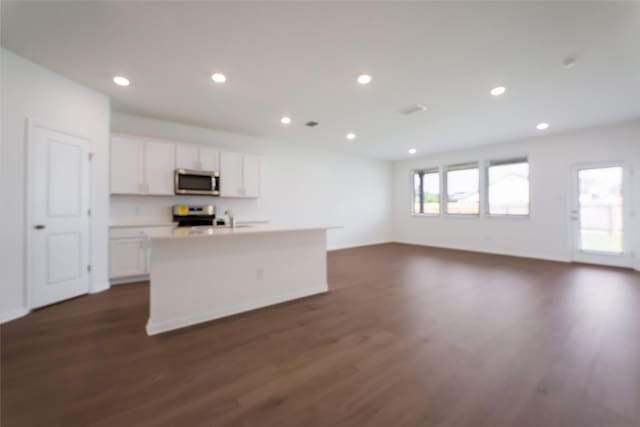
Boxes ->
[175,144,199,170]
[111,136,144,194]
[243,154,260,198]
[219,151,243,197]
[144,141,175,195]
[199,147,220,172]
[110,238,147,278]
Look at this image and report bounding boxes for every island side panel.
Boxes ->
[146,229,328,335]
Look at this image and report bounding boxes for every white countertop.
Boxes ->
[110,222,177,229]
[144,224,340,240]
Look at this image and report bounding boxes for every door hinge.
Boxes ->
[88,152,95,160]
[87,265,92,273]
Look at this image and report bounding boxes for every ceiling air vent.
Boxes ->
[399,104,427,115]
[305,121,319,127]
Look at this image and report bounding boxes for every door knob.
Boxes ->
[34,224,46,230]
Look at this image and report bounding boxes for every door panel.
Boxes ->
[571,163,632,268]
[29,123,90,308]
[47,233,82,283]
[48,141,82,215]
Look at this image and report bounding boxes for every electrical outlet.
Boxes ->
[256,268,264,280]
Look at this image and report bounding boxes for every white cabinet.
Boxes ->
[109,237,148,279]
[111,136,144,194]
[220,151,244,197]
[110,134,175,195]
[111,134,258,198]
[175,144,200,170]
[175,144,220,171]
[243,154,260,198]
[199,147,220,171]
[145,142,175,195]
[220,151,260,198]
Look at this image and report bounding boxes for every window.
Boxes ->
[413,168,440,215]
[487,158,529,215]
[445,163,479,215]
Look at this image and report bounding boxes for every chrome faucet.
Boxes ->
[224,210,236,228]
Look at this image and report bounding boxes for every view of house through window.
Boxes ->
[413,169,440,214]
[488,159,530,215]
[446,163,479,214]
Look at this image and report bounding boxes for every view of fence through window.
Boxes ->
[413,169,440,214]
[488,160,529,215]
[446,165,479,214]
[578,166,623,253]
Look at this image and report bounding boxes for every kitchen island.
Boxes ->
[143,225,336,335]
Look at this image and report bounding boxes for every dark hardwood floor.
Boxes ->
[2,243,640,427]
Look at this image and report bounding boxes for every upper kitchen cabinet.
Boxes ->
[111,135,144,194]
[219,151,261,198]
[199,147,220,172]
[175,144,199,170]
[242,154,260,198]
[110,134,175,195]
[176,144,220,172]
[145,141,175,195]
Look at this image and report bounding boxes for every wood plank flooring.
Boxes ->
[2,243,640,427]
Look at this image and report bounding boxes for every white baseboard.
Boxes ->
[328,240,392,251]
[90,280,111,294]
[110,275,149,285]
[394,240,569,263]
[0,307,30,324]
[146,284,328,336]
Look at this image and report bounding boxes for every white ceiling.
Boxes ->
[2,1,640,160]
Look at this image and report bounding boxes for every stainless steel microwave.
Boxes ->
[174,169,220,196]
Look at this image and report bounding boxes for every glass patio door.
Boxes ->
[571,164,632,268]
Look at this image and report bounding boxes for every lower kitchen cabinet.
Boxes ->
[110,237,148,279]
[109,227,162,282]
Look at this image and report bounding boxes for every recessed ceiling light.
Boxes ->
[490,86,506,96]
[346,133,356,140]
[408,148,417,155]
[357,74,372,85]
[113,76,130,87]
[280,116,291,125]
[536,122,550,130]
[211,73,226,83]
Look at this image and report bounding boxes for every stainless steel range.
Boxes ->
[172,205,216,227]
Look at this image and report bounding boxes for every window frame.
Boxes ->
[411,167,441,217]
[484,157,531,218]
[444,162,480,217]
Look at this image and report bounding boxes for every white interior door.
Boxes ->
[571,163,632,268]
[28,122,91,308]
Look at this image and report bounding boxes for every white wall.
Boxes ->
[110,113,393,251]
[0,49,111,322]
[392,119,640,269]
